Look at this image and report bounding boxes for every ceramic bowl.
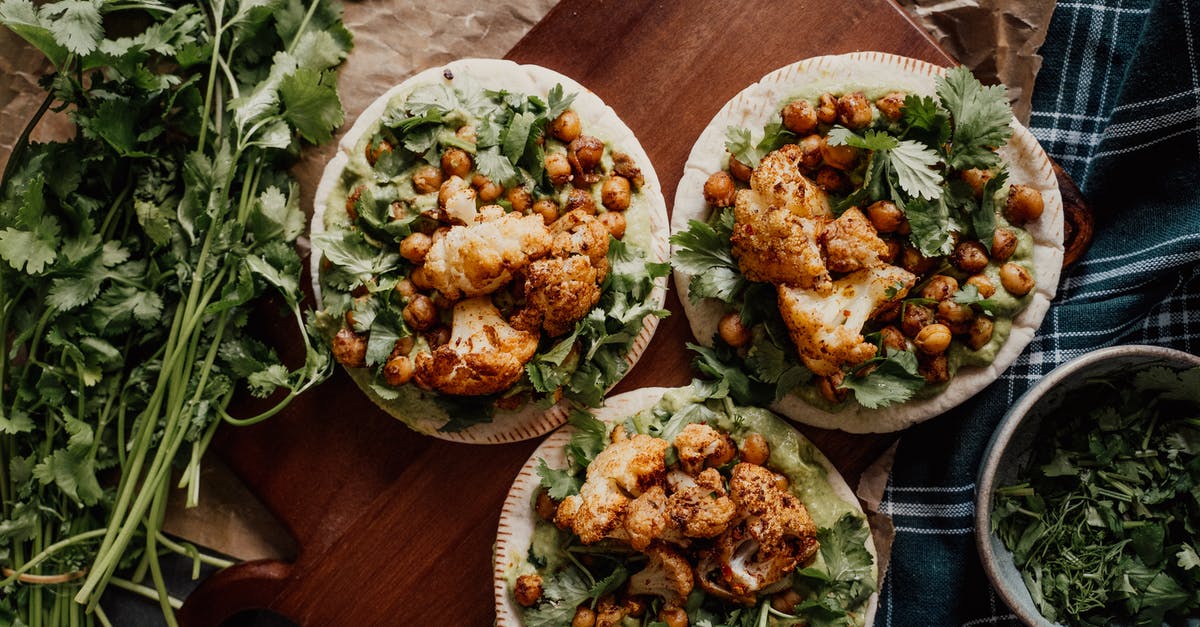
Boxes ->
[975,344,1200,625]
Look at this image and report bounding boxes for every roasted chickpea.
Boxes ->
[965,316,995,351]
[399,232,432,264]
[816,93,838,124]
[914,323,952,355]
[919,353,950,384]
[365,139,392,166]
[901,303,935,338]
[961,168,993,198]
[815,166,849,192]
[535,488,558,521]
[571,607,596,627]
[882,238,902,263]
[601,175,632,211]
[455,124,476,143]
[331,327,367,367]
[718,312,752,347]
[565,188,597,215]
[937,299,976,334]
[395,278,418,299]
[599,211,626,239]
[658,607,688,627]
[820,136,859,171]
[545,152,572,186]
[781,99,818,134]
[345,185,363,221]
[381,355,414,386]
[505,186,532,212]
[880,325,908,352]
[837,92,873,129]
[1005,184,1044,224]
[920,275,959,301]
[426,325,451,348]
[728,156,753,182]
[876,91,907,120]
[394,335,415,356]
[471,173,504,203]
[703,171,736,207]
[771,589,804,613]
[406,165,440,196]
[409,266,433,290]
[899,245,936,275]
[951,240,990,274]
[514,573,543,608]
[966,274,997,298]
[866,200,905,233]
[774,472,790,491]
[622,597,647,618]
[568,135,605,172]
[818,373,848,404]
[440,147,472,178]
[992,228,1018,261]
[797,134,823,169]
[740,433,770,465]
[550,109,582,142]
[999,262,1035,296]
[402,294,437,331]
[532,198,559,225]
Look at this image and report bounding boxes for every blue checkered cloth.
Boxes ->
[881,0,1200,625]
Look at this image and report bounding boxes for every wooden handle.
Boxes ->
[177,560,293,627]
[1054,162,1095,267]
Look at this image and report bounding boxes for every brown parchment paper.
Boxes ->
[895,0,1057,123]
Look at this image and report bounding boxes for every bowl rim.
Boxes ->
[974,344,1200,626]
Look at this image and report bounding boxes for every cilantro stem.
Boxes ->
[286,0,322,55]
[107,576,183,610]
[155,532,234,570]
[196,0,226,149]
[145,480,181,627]
[0,529,106,587]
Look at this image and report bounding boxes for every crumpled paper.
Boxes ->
[895,0,1057,123]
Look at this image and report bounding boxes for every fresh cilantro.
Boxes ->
[900,94,951,146]
[952,284,1000,317]
[689,343,773,407]
[523,568,591,627]
[937,66,1013,170]
[795,514,877,624]
[545,83,576,121]
[973,167,1009,248]
[670,208,746,304]
[565,410,607,470]
[723,123,793,169]
[279,67,345,144]
[828,126,942,201]
[536,458,581,500]
[838,349,925,408]
[901,195,956,256]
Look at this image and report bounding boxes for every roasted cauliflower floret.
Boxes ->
[820,206,889,273]
[437,175,477,224]
[627,545,695,608]
[511,255,603,337]
[674,423,736,476]
[731,189,832,293]
[776,263,916,376]
[556,434,669,544]
[728,463,818,550]
[422,207,552,299]
[667,470,738,539]
[625,485,671,551]
[750,144,833,219]
[412,296,538,395]
[551,209,611,270]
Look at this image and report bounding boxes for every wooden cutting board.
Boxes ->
[176,1,1030,625]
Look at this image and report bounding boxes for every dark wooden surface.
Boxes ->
[180,1,958,625]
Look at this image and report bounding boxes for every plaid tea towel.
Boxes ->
[880,0,1200,625]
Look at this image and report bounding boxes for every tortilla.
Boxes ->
[312,58,670,444]
[492,386,880,626]
[671,52,1064,434]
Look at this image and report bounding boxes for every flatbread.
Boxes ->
[492,386,880,626]
[312,58,670,443]
[671,52,1064,434]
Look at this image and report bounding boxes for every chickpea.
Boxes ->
[532,198,559,225]
[550,109,582,142]
[937,299,976,334]
[399,232,432,264]
[658,606,688,627]
[820,136,859,171]
[568,135,605,172]
[992,228,1019,261]
[951,240,990,274]
[440,147,472,178]
[471,173,504,203]
[815,166,849,192]
[781,99,818,134]
[599,211,626,239]
[816,93,838,124]
[545,152,572,186]
[426,325,451,348]
[880,325,907,352]
[505,186,532,212]
[899,245,936,275]
[345,185,363,221]
[740,433,770,465]
[514,573,543,607]
[381,355,414,386]
[920,275,959,301]
[411,165,442,194]
[431,291,456,311]
[961,168,993,198]
[718,312,752,347]
[914,323,952,355]
[965,316,995,351]
[395,278,418,299]
[365,139,392,166]
[409,266,433,291]
[866,200,905,233]
[919,353,950,384]
[534,488,558,521]
[876,91,907,121]
[622,597,647,618]
[331,327,367,368]
[394,336,415,356]
[771,589,804,613]
[837,92,874,129]
[571,607,596,627]
[728,156,753,182]
[999,262,1035,296]
[703,171,736,207]
[817,373,848,404]
[1005,184,1045,224]
[966,274,997,298]
[402,294,437,331]
[455,124,476,143]
[882,238,902,263]
[601,175,632,211]
[565,188,597,215]
[774,473,790,491]
[874,300,901,323]
[797,134,823,169]
[901,303,935,338]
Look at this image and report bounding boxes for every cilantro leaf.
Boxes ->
[536,458,581,500]
[952,284,1000,317]
[566,410,607,470]
[279,67,345,144]
[523,568,591,627]
[839,349,925,408]
[829,127,942,201]
[901,195,956,256]
[900,94,951,146]
[670,209,746,304]
[39,0,103,56]
[972,168,1009,248]
[795,514,877,624]
[545,83,576,121]
[937,66,1013,170]
[0,0,70,67]
[475,146,520,187]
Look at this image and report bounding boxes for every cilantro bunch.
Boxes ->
[993,366,1200,626]
[0,1,350,623]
